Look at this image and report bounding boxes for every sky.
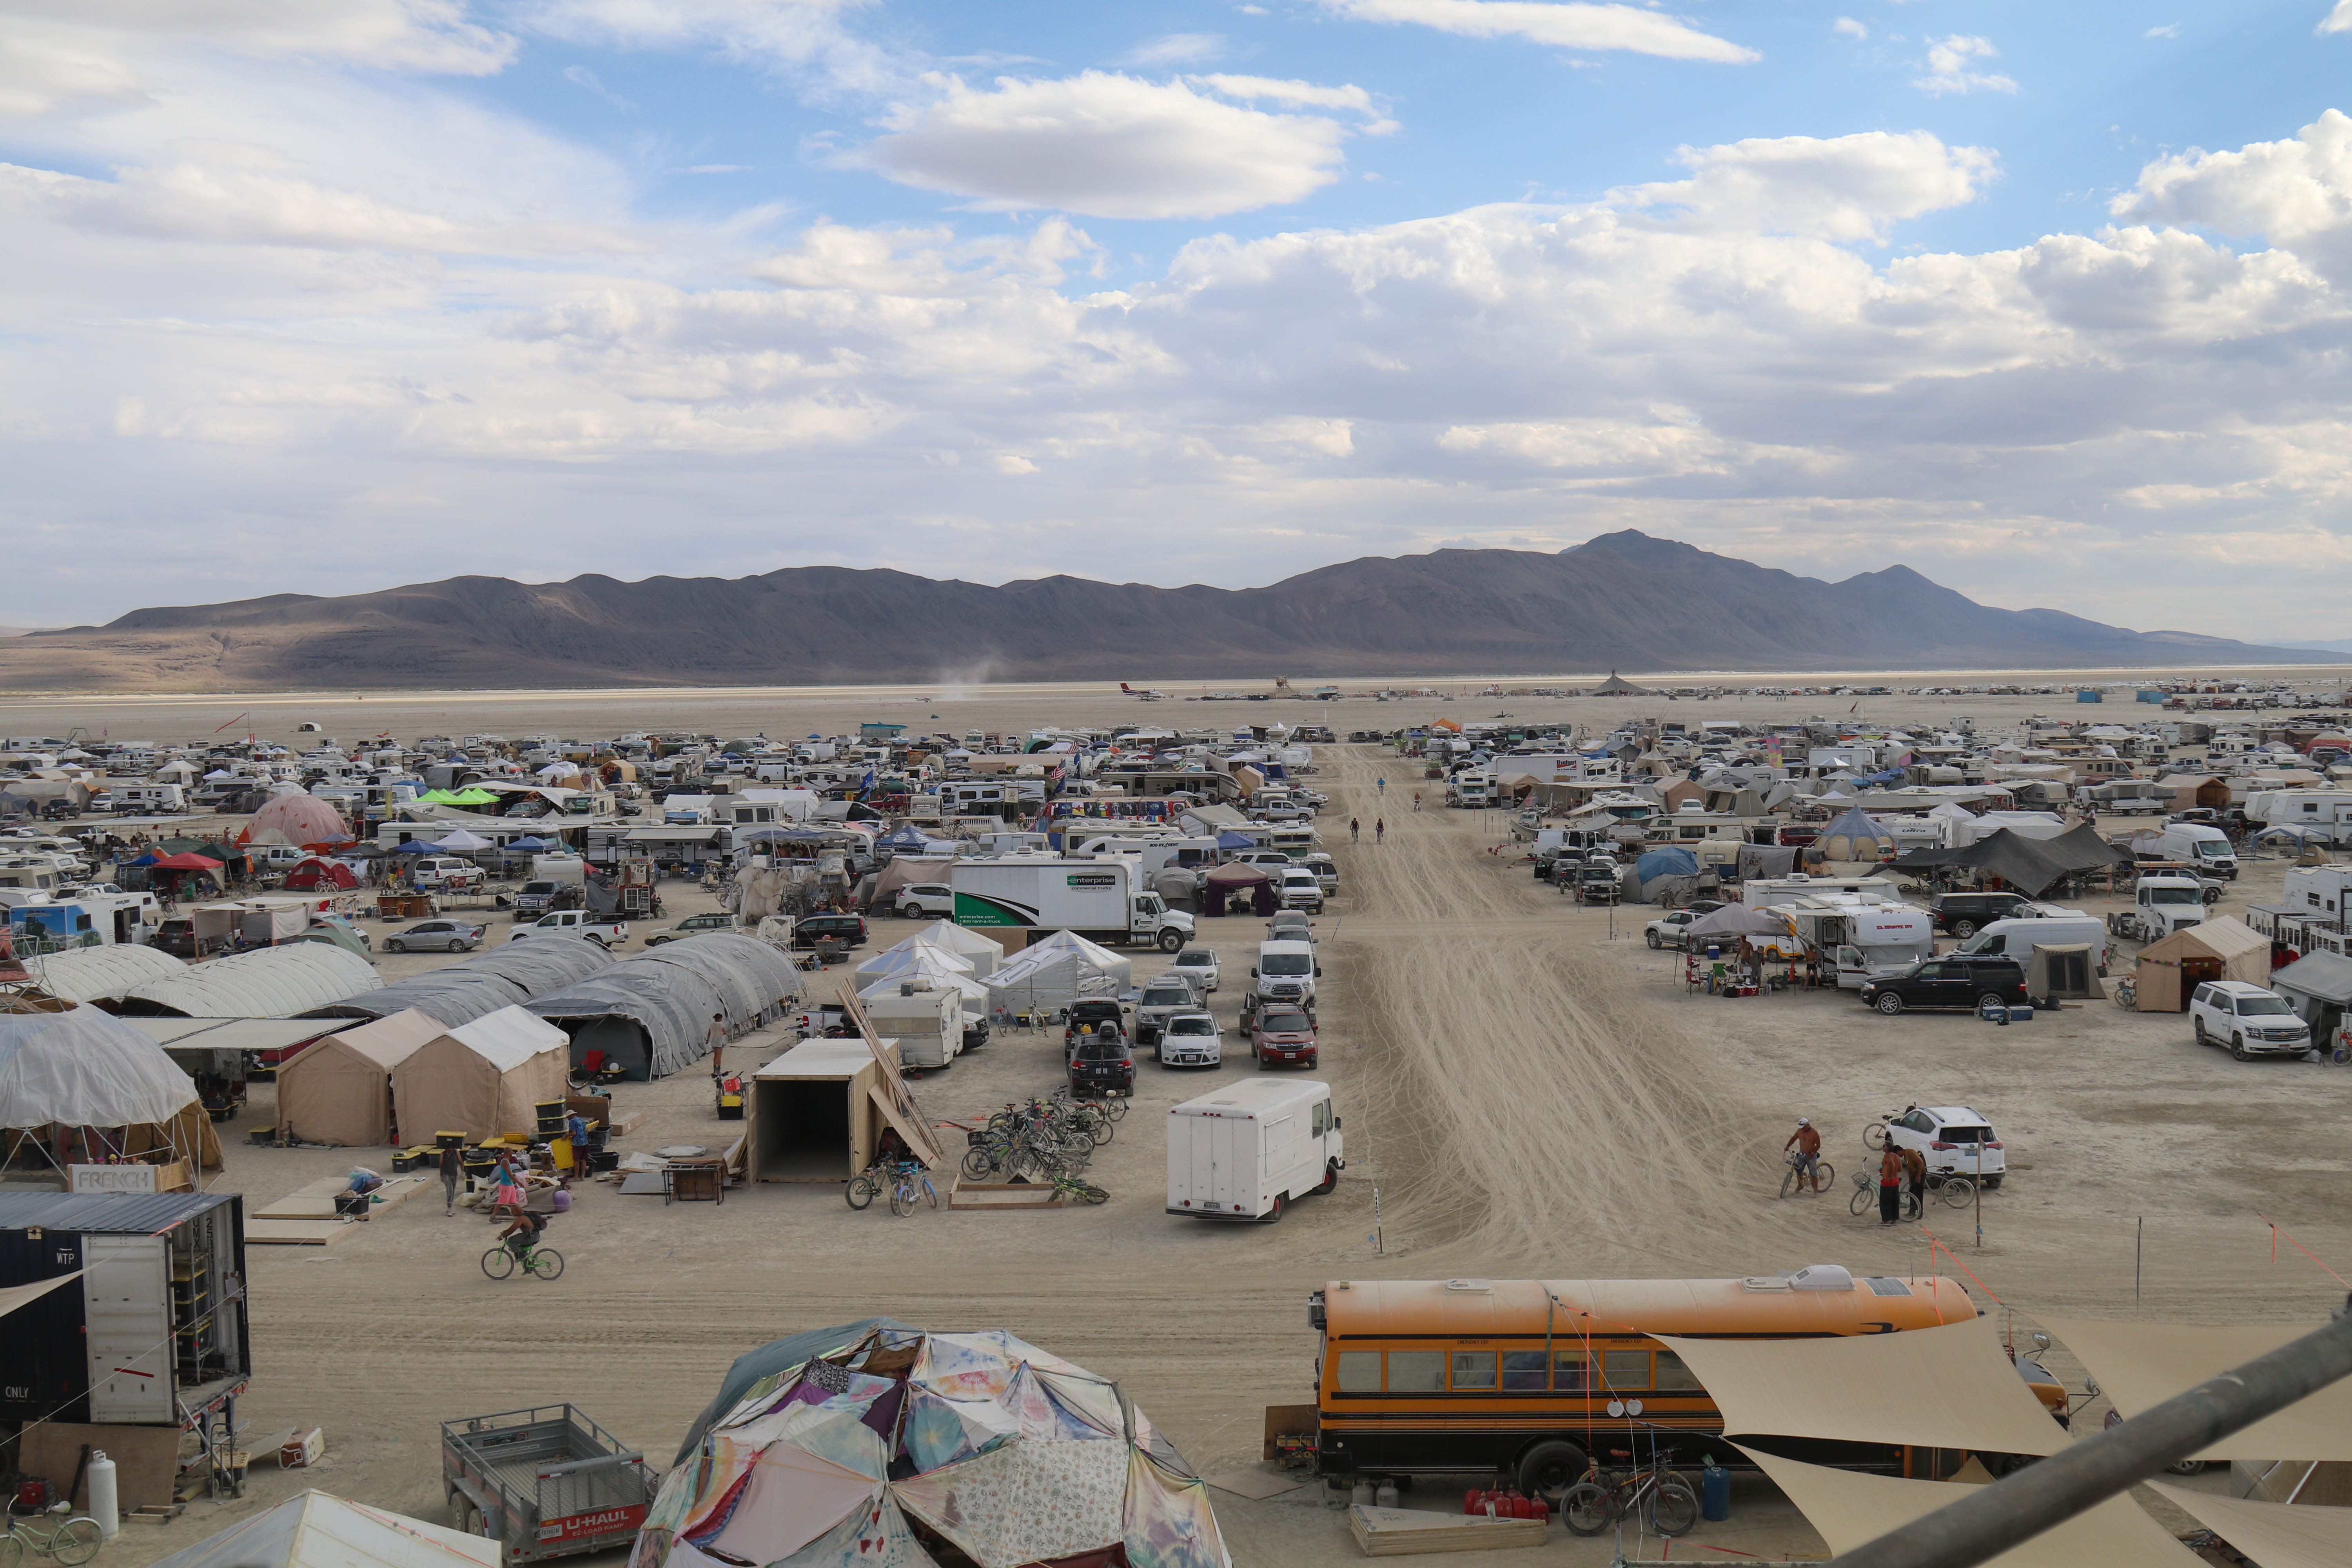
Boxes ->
[6,1,2352,643]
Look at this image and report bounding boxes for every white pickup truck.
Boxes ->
[506,909,628,948]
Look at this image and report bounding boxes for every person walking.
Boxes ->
[1901,1143,1927,1220]
[491,1152,527,1221]
[1878,1142,1905,1226]
[439,1140,463,1216]
[1413,791,1422,812]
[1377,778,1386,797]
[1784,1117,1823,1194]
[1349,818,1360,844]
[1374,818,1385,844]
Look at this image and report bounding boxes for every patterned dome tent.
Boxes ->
[243,793,355,848]
[635,1324,1229,1568]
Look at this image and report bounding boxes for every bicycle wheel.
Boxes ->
[1864,1121,1889,1150]
[0,1531,24,1568]
[529,1248,564,1281]
[1562,1483,1613,1537]
[847,1173,880,1209]
[1067,1182,1108,1205]
[1940,1176,1976,1208]
[480,1247,515,1280]
[1902,1189,1923,1222]
[1779,1169,1798,1200]
[1817,1160,1834,1189]
[922,1178,939,1210]
[50,1520,103,1567]
[1102,1097,1128,1122]
[1648,1478,1700,1538]
[890,1180,917,1218]
[960,1146,998,1181]
[1087,1115,1114,1146]
[1849,1185,1873,1217]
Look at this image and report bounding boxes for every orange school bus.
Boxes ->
[1310,1268,2040,1500]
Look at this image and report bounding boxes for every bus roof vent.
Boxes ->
[1865,1277,1914,1297]
[1739,1276,1794,1292]
[1442,1279,1493,1295]
[1789,1264,1856,1292]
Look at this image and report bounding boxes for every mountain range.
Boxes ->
[0,531,2328,691]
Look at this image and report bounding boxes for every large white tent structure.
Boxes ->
[148,1490,499,1568]
[985,931,1131,1015]
[0,1005,218,1169]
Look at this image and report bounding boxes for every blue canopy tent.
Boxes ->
[1214,831,1256,851]
[506,835,553,851]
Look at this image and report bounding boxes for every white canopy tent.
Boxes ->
[148,1490,500,1568]
[904,920,1003,979]
[853,940,976,987]
[986,931,1131,1014]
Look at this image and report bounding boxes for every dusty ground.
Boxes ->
[24,690,2349,1564]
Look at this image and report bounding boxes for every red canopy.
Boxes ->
[151,853,223,870]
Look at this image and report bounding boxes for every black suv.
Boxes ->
[789,913,869,950]
[1858,957,2030,1015]
[1928,892,2034,938]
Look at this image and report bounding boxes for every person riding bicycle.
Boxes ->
[497,1208,549,1269]
[1375,818,1386,843]
[1783,1117,1823,1194]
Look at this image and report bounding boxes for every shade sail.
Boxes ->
[1657,1316,2066,1457]
[2147,1480,2352,1568]
[2042,1317,2352,1461]
[0,1271,81,1322]
[1737,1447,2201,1567]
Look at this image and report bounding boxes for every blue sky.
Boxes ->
[6,1,2352,643]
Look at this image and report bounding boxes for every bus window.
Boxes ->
[1602,1349,1651,1389]
[1553,1351,1589,1390]
[1501,1351,1546,1390]
[1335,1352,1381,1392]
[1654,1352,1702,1392]
[1389,1352,1444,1392]
[1450,1352,1497,1390]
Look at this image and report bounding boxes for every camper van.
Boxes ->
[1949,914,2110,972]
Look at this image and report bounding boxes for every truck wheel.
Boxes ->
[1260,1194,1285,1224]
[1518,1440,1590,1506]
[1646,931,1662,949]
[1158,929,1184,953]
[1951,920,1976,939]
[2231,1034,2251,1062]
[1314,1160,1338,1196]
[1876,994,1904,1015]
[2192,1016,2208,1045]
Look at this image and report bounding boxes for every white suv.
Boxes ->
[1278,867,1324,913]
[892,882,955,920]
[2190,981,2312,1060]
[1877,1105,2006,1187]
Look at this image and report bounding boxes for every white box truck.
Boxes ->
[951,856,1195,951]
[1166,1078,1343,1223]
[863,984,963,1071]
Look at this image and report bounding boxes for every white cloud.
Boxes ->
[518,0,899,96]
[2114,108,2352,283]
[1123,33,1226,66]
[2321,2,2352,36]
[563,64,635,110]
[1194,74,1376,113]
[2145,23,2180,39]
[1612,130,1996,243]
[1914,35,2017,96]
[844,72,1358,219]
[1316,0,1759,64]
[1833,17,1868,40]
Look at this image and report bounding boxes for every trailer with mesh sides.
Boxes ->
[443,1405,656,1562]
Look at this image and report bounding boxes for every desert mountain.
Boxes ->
[0,531,2324,691]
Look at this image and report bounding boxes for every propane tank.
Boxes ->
[1352,1479,1374,1507]
[1375,1479,1399,1510]
[86,1452,118,1539]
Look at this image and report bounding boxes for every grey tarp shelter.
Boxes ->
[526,933,802,1080]
[301,935,614,1027]
[2267,951,2352,1042]
[1883,824,2126,898]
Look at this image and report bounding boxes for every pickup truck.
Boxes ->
[507,910,628,948]
[512,880,580,919]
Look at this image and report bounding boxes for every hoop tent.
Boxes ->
[389,1006,570,1143]
[120,944,383,1018]
[17,944,184,1005]
[640,1323,1229,1568]
[301,936,614,1029]
[275,1009,445,1147]
[525,933,802,1080]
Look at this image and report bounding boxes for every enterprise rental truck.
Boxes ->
[951,856,1195,951]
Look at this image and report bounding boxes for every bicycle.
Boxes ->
[1561,1453,1698,1539]
[481,1240,564,1280]
[846,1159,887,1210]
[889,1160,939,1218]
[1847,1169,1924,1222]
[1044,1169,1109,1205]
[2,1504,103,1566]
[1778,1148,1835,1199]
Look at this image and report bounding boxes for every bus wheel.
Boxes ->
[1517,1440,1588,1505]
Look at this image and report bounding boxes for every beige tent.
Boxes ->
[2041,1318,2352,1462]
[1737,1446,2202,1566]
[2132,915,2270,1012]
[2150,1480,2352,1566]
[275,1009,444,1147]
[390,1006,570,1143]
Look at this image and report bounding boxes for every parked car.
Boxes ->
[1645,910,1699,949]
[1877,1105,2007,1187]
[2189,981,2314,1060]
[384,918,485,954]
[149,917,200,958]
[1857,956,2030,1015]
[1928,892,2037,938]
[643,912,735,946]
[39,800,77,822]
[1068,1031,1134,1098]
[1277,867,1325,913]
[1063,998,1129,1056]
[1169,947,1220,993]
[789,913,869,950]
[1156,1011,1223,1068]
[1265,912,1316,946]
[408,855,485,893]
[508,910,629,948]
[1135,980,1200,1047]
[889,882,954,920]
[1250,1007,1318,1068]
[512,880,577,919]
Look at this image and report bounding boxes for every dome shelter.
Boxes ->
[242,793,355,848]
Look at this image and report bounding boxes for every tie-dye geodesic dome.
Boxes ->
[633,1325,1230,1568]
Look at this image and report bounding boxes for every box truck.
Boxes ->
[951,856,1195,951]
[1166,1078,1343,1223]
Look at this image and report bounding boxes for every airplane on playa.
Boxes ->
[1119,684,1169,701]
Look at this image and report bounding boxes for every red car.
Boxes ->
[1250,1007,1318,1068]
